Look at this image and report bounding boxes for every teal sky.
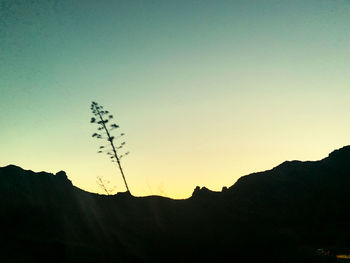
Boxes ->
[1,0,350,198]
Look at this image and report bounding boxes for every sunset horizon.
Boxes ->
[1,0,349,199]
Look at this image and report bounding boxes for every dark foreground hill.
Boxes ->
[1,146,350,262]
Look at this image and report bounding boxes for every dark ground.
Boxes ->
[1,146,350,262]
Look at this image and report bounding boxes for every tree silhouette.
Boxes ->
[90,101,131,193]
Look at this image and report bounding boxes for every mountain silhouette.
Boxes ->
[1,146,350,262]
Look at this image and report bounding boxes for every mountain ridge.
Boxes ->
[2,145,350,200]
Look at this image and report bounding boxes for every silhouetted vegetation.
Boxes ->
[90,101,131,193]
[96,175,116,195]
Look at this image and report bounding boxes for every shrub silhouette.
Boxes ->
[90,101,131,193]
[96,175,116,195]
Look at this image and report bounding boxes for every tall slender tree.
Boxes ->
[90,101,130,193]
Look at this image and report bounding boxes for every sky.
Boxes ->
[1,0,350,199]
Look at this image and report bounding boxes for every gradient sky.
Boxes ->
[1,0,350,199]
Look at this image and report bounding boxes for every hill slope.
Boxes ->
[1,146,350,262]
